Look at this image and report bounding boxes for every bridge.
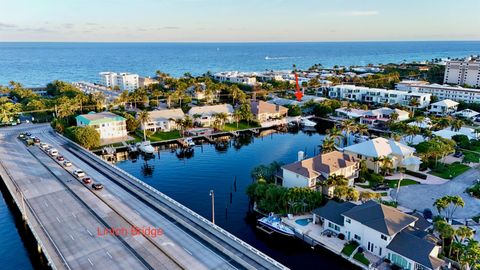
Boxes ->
[0,124,288,270]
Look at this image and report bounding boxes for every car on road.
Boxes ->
[49,149,59,156]
[25,132,31,137]
[82,177,92,184]
[26,139,34,146]
[453,152,464,158]
[33,137,40,143]
[56,155,65,161]
[40,143,49,149]
[73,169,85,178]
[92,183,103,190]
[63,160,72,167]
[19,133,25,139]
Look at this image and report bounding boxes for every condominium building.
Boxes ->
[396,81,480,103]
[327,85,431,108]
[212,71,257,85]
[99,72,139,91]
[444,57,480,87]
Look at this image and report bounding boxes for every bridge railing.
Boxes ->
[56,132,289,270]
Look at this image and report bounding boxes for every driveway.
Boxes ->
[392,168,480,219]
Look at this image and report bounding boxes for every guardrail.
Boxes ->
[0,157,69,270]
[55,132,289,270]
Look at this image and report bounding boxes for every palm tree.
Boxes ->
[409,98,420,115]
[231,85,242,105]
[434,220,455,252]
[233,109,242,128]
[137,110,151,141]
[321,137,336,153]
[434,117,451,130]
[390,111,399,122]
[406,125,420,144]
[356,123,369,137]
[214,112,228,130]
[378,156,393,176]
[451,119,464,132]
[456,226,473,244]
[326,127,344,146]
[339,119,357,146]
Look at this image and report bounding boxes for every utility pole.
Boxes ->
[209,190,215,224]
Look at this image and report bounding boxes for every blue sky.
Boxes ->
[0,0,479,42]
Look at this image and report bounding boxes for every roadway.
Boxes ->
[0,124,287,270]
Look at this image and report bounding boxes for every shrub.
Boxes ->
[405,170,428,180]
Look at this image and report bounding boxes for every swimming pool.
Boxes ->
[295,218,313,226]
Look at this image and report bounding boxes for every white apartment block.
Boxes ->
[212,71,257,85]
[328,85,431,108]
[396,81,480,104]
[99,72,139,91]
[444,57,480,88]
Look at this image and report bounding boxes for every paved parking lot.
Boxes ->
[393,168,480,219]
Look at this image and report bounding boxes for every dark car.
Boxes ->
[82,177,92,184]
[56,155,65,161]
[92,183,103,190]
[25,132,31,137]
[372,183,389,191]
[453,152,463,158]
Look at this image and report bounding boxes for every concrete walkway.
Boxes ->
[385,171,448,185]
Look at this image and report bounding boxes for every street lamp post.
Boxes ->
[209,190,215,224]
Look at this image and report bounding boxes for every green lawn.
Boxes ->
[353,252,370,266]
[464,151,480,163]
[429,162,471,179]
[223,121,260,132]
[133,130,181,142]
[341,242,359,257]
[385,179,420,189]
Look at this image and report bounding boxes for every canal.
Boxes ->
[115,126,358,269]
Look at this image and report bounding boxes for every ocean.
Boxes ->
[0,41,479,87]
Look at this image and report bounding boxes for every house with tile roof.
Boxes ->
[343,137,421,173]
[250,100,288,123]
[188,104,234,127]
[75,112,127,141]
[280,151,359,196]
[312,200,443,270]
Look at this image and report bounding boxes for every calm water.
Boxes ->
[114,129,362,270]
[1,41,480,86]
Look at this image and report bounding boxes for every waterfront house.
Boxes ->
[454,109,480,120]
[343,137,421,173]
[359,107,410,127]
[188,104,234,127]
[327,85,431,108]
[428,99,459,116]
[280,151,359,196]
[433,127,479,140]
[250,100,288,123]
[334,107,367,119]
[76,112,127,141]
[139,109,185,132]
[313,200,443,270]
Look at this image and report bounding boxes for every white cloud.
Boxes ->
[319,10,379,17]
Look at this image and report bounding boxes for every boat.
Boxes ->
[300,117,317,128]
[184,138,195,147]
[136,141,155,155]
[127,144,138,153]
[257,214,295,237]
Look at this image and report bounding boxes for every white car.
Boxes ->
[49,149,59,156]
[40,143,49,149]
[73,169,85,178]
[63,160,72,167]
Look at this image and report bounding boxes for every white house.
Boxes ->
[188,104,234,127]
[433,127,479,140]
[343,137,421,173]
[280,151,359,196]
[75,112,127,142]
[454,109,480,120]
[212,71,257,85]
[139,109,185,132]
[428,99,459,116]
[334,108,367,119]
[313,200,443,270]
[360,107,410,127]
[327,85,431,108]
[99,72,139,91]
[408,117,433,129]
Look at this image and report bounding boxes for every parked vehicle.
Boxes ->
[73,169,85,178]
[49,149,59,156]
[56,155,65,161]
[26,139,34,146]
[19,133,25,139]
[82,177,92,184]
[40,143,49,149]
[453,152,464,158]
[33,137,40,143]
[92,183,103,190]
[372,183,389,191]
[25,132,31,137]
[63,160,72,167]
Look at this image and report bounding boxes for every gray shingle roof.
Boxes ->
[342,200,418,236]
[387,228,443,269]
[312,201,356,226]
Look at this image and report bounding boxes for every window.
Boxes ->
[345,218,351,224]
[381,234,387,241]
[354,234,361,241]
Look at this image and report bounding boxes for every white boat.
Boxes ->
[184,138,195,147]
[136,141,155,155]
[300,117,316,128]
[257,214,295,237]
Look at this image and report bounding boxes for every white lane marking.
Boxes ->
[161,242,175,247]
[183,248,193,256]
[72,212,76,218]
[56,217,61,223]
[69,234,75,240]
[106,251,112,259]
[87,258,94,266]
[86,229,93,237]
[44,202,48,207]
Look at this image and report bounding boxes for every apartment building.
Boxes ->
[444,57,480,87]
[396,80,480,103]
[212,71,257,85]
[99,72,139,91]
[328,85,431,108]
